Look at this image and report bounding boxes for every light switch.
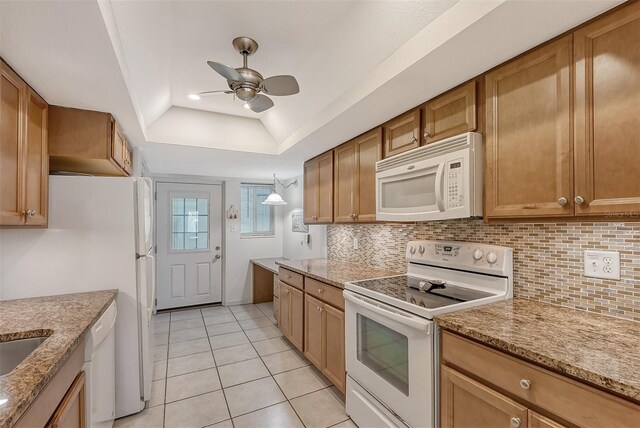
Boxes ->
[584,250,620,280]
[230,225,237,232]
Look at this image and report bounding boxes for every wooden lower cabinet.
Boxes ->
[528,412,566,428]
[278,281,304,352]
[47,371,86,428]
[278,282,291,341]
[304,294,324,368]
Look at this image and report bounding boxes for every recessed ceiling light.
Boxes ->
[243,103,251,109]
[188,94,201,101]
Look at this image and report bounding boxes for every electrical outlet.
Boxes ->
[353,237,359,250]
[584,250,620,280]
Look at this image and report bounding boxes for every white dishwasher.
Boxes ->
[84,301,117,428]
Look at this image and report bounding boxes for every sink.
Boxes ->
[0,336,48,376]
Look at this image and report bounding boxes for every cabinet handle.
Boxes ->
[522,204,537,209]
[25,209,36,217]
[285,275,291,279]
[411,136,418,144]
[519,379,531,390]
[317,306,324,312]
[284,289,289,294]
[318,288,324,293]
[510,417,521,428]
[557,197,568,206]
[574,195,585,205]
[423,130,430,139]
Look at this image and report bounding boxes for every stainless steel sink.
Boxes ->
[0,336,48,376]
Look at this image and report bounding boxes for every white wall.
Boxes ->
[282,175,327,260]
[223,179,284,305]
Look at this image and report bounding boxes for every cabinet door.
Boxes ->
[47,370,86,428]
[323,304,345,394]
[383,108,421,158]
[304,293,324,368]
[1,61,26,225]
[574,2,640,216]
[278,282,291,338]
[123,144,133,176]
[485,35,573,219]
[354,127,382,222]
[317,151,334,223]
[529,412,567,428]
[111,123,126,170]
[334,140,356,223]
[289,286,304,351]
[424,80,477,144]
[303,158,318,223]
[24,88,48,226]
[440,366,527,428]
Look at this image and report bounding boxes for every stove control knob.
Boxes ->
[472,249,484,261]
[418,245,425,255]
[409,246,416,255]
[418,280,427,291]
[487,252,498,265]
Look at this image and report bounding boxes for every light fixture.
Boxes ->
[262,174,298,206]
[188,94,201,100]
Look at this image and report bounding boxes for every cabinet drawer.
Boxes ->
[278,267,303,290]
[304,277,344,311]
[441,331,640,428]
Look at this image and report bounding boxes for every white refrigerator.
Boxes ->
[0,175,155,418]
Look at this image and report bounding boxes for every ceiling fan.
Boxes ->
[195,37,300,113]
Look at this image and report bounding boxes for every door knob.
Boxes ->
[574,195,585,205]
[215,246,221,250]
[213,254,221,261]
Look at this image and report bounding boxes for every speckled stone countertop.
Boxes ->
[276,258,401,288]
[0,290,118,427]
[435,298,640,402]
[251,257,288,274]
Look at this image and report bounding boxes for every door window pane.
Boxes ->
[171,197,209,251]
[357,314,409,395]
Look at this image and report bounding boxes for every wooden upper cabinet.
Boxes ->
[303,151,333,223]
[333,127,383,223]
[485,35,574,219]
[1,59,49,227]
[423,80,477,144]
[574,1,640,217]
[383,107,421,158]
[49,106,131,176]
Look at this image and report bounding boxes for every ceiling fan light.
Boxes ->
[236,87,257,102]
[188,94,201,100]
[262,191,287,205]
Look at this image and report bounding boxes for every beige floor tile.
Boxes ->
[204,313,237,325]
[238,316,273,330]
[290,387,349,428]
[154,313,170,323]
[171,317,205,332]
[165,367,221,403]
[164,390,229,428]
[273,365,332,399]
[212,343,259,366]
[154,332,169,346]
[232,402,304,428]
[170,309,202,321]
[229,304,260,313]
[205,420,233,428]
[209,331,249,350]
[168,337,211,359]
[153,344,168,362]
[207,321,242,336]
[169,326,207,344]
[148,379,165,407]
[217,358,270,387]
[167,351,215,377]
[114,405,164,427]
[330,419,358,428]
[155,322,169,333]
[153,359,167,380]
[266,313,278,324]
[201,306,231,317]
[244,324,283,342]
[252,336,293,356]
[262,349,310,374]
[233,310,265,321]
[224,377,286,417]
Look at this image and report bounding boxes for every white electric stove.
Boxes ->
[343,240,513,428]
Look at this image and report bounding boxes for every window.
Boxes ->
[240,184,275,237]
[172,197,209,251]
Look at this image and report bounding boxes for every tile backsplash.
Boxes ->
[327,221,640,322]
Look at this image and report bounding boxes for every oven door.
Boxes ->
[344,290,434,428]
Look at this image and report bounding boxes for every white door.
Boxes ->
[156,183,223,309]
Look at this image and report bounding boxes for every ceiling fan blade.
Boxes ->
[196,90,234,96]
[207,61,244,82]
[262,75,299,96]
[248,94,274,113]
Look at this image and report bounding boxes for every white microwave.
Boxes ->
[375,132,483,222]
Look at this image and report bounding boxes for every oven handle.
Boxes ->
[435,162,446,212]
[344,290,432,333]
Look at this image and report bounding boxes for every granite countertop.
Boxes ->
[276,258,401,288]
[0,290,118,427]
[251,257,288,274]
[435,298,640,403]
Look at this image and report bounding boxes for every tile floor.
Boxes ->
[114,302,356,428]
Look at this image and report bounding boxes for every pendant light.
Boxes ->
[262,174,297,205]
